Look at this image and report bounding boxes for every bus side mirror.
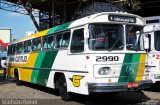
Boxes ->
[144,34,150,51]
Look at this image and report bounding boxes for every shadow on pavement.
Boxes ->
[0,74,5,82]
[0,74,6,84]
[0,74,12,85]
[21,82,150,105]
[22,82,59,96]
[144,82,160,92]
[71,92,150,105]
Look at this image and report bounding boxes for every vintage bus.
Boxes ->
[7,12,152,100]
[143,17,160,83]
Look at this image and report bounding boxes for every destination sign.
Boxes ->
[108,15,136,23]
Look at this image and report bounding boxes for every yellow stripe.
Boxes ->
[136,54,146,81]
[8,29,49,81]
[16,29,49,42]
[20,53,39,82]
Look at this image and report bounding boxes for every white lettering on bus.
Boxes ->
[15,56,27,63]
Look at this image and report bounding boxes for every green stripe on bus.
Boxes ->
[47,22,73,35]
[36,51,58,86]
[118,54,133,82]
[31,53,46,84]
[31,21,72,85]
[127,54,140,82]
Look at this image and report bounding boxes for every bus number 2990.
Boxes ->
[96,56,119,62]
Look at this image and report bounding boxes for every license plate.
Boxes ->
[128,82,139,88]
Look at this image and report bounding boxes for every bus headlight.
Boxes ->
[98,67,111,75]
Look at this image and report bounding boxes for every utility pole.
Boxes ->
[51,0,56,27]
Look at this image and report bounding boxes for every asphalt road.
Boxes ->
[0,76,160,105]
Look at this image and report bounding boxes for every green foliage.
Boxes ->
[128,0,141,10]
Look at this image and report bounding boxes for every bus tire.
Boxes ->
[14,70,22,86]
[58,75,72,101]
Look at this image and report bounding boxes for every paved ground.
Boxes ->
[0,75,160,105]
[0,74,9,84]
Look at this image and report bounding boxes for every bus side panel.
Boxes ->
[35,51,58,86]
[30,52,46,84]
[21,53,39,82]
[148,53,160,83]
[47,50,89,94]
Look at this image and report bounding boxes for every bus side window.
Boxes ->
[154,31,160,51]
[55,34,62,49]
[11,45,16,55]
[37,38,41,51]
[32,39,37,51]
[32,38,41,51]
[61,32,70,48]
[24,41,27,52]
[24,40,31,52]
[70,28,84,53]
[43,36,48,49]
[48,36,54,49]
[16,43,23,54]
[8,46,11,55]
[28,41,32,52]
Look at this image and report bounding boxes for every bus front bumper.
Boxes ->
[88,80,152,93]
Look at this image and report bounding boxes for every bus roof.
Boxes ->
[12,12,144,44]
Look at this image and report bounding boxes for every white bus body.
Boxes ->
[144,22,160,83]
[7,12,152,100]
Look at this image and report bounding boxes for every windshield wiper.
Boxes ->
[108,37,121,51]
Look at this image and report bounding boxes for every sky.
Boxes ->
[0,10,37,39]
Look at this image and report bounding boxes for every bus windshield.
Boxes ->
[89,24,124,51]
[126,25,144,51]
[154,31,160,51]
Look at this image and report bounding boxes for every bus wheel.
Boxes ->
[14,70,22,86]
[58,75,72,101]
